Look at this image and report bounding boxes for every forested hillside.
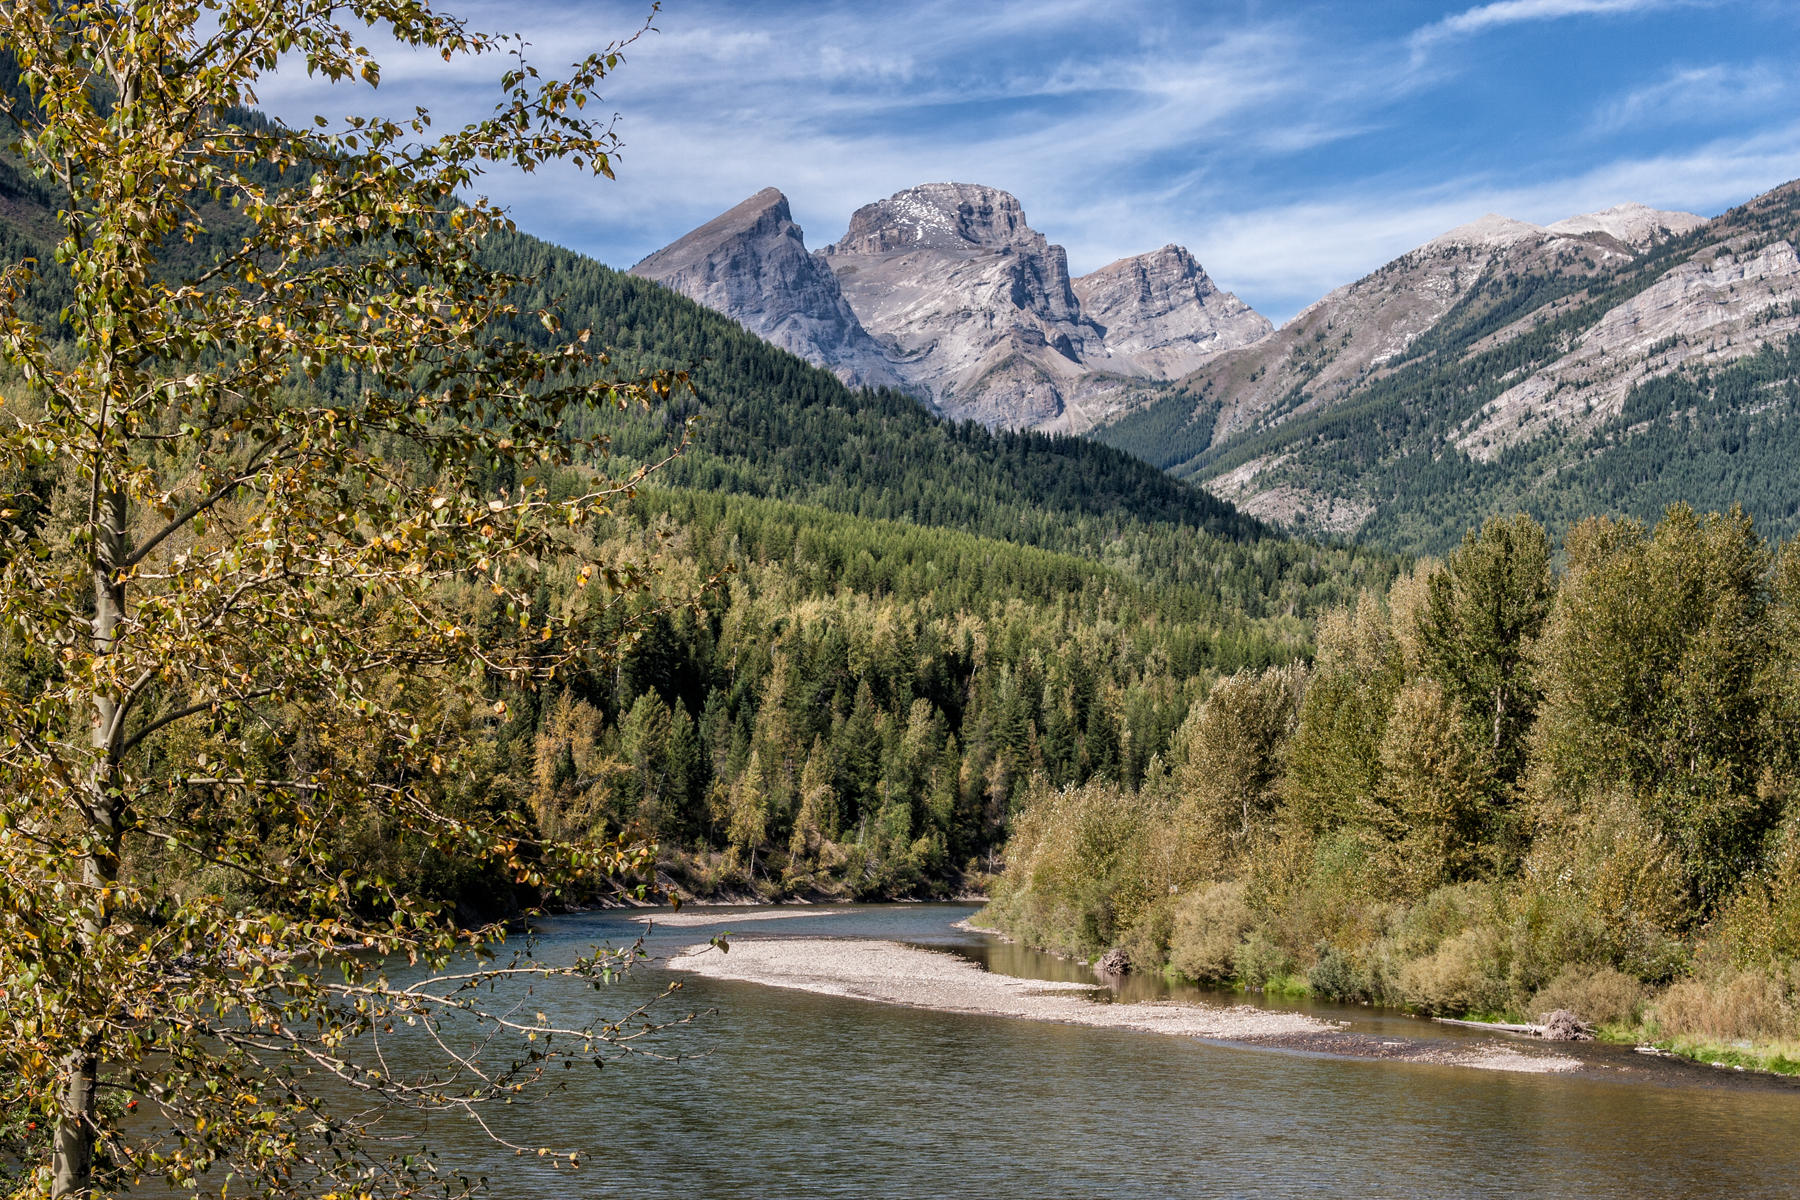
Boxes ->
[1099,185,1800,556]
[0,97,1394,905]
[440,231,1396,898]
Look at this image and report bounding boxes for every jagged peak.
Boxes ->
[629,187,795,275]
[1079,243,1202,280]
[826,182,1037,255]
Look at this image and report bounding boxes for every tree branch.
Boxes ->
[120,688,277,758]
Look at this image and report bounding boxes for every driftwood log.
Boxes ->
[1432,1010,1595,1041]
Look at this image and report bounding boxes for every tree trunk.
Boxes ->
[55,488,127,1198]
[51,1045,99,1199]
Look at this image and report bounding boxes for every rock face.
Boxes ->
[628,188,903,391]
[1456,235,1800,460]
[818,183,1111,430]
[630,182,1270,431]
[1073,245,1272,381]
[1172,213,1604,483]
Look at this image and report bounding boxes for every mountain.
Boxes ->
[0,98,1397,903]
[1095,190,1800,553]
[632,182,1269,432]
[627,187,902,391]
[1134,211,1646,466]
[1072,244,1272,381]
[452,227,1394,889]
[817,182,1110,429]
[1545,201,1708,249]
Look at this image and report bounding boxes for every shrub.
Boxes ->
[1652,969,1795,1043]
[1252,829,1397,968]
[1507,787,1691,989]
[1120,895,1178,973]
[1396,927,1510,1016]
[1717,816,1800,970]
[1389,881,1495,962]
[1529,964,1646,1027]
[1233,931,1297,991]
[986,777,1158,957]
[1167,882,1254,983]
[1308,944,1375,1002]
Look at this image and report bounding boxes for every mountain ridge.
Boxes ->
[632,182,1270,432]
[626,187,902,391]
[1095,183,1800,553]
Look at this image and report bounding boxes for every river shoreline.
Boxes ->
[666,936,1583,1074]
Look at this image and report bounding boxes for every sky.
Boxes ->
[253,0,1800,324]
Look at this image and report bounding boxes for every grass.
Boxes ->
[1610,1030,1800,1076]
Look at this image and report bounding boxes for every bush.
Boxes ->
[1251,830,1397,970]
[1167,882,1253,983]
[1529,964,1646,1026]
[1389,881,1494,962]
[1717,817,1800,969]
[1395,927,1510,1015]
[1506,788,1691,989]
[1652,969,1795,1043]
[1233,931,1296,991]
[1308,944,1375,1002]
[1120,895,1178,973]
[986,777,1160,957]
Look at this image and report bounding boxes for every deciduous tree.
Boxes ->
[1418,513,1553,790]
[0,3,697,1196]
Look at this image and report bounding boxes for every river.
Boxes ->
[395,903,1800,1199]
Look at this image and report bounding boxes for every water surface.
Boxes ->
[399,903,1800,1199]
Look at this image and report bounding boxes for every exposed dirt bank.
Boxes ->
[666,937,1581,1074]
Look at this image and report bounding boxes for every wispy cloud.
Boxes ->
[248,1,1800,325]
[1594,61,1791,131]
[1411,0,1692,50]
[1195,121,1800,322]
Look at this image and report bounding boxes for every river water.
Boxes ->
[398,903,1800,1199]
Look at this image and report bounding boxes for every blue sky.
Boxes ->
[256,0,1800,323]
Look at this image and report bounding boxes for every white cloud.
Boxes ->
[1412,0,1693,50]
[1595,62,1790,131]
[251,2,1411,266]
[244,2,1800,327]
[1187,122,1800,323]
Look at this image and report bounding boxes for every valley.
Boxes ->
[9,8,1800,1192]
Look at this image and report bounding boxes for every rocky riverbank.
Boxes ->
[666,937,1582,1074]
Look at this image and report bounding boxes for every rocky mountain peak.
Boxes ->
[1425,213,1547,251]
[1073,244,1272,379]
[630,187,794,277]
[825,182,1040,256]
[1546,202,1707,249]
[629,181,1272,432]
[628,186,902,391]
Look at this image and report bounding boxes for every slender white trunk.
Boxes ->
[54,488,126,1199]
